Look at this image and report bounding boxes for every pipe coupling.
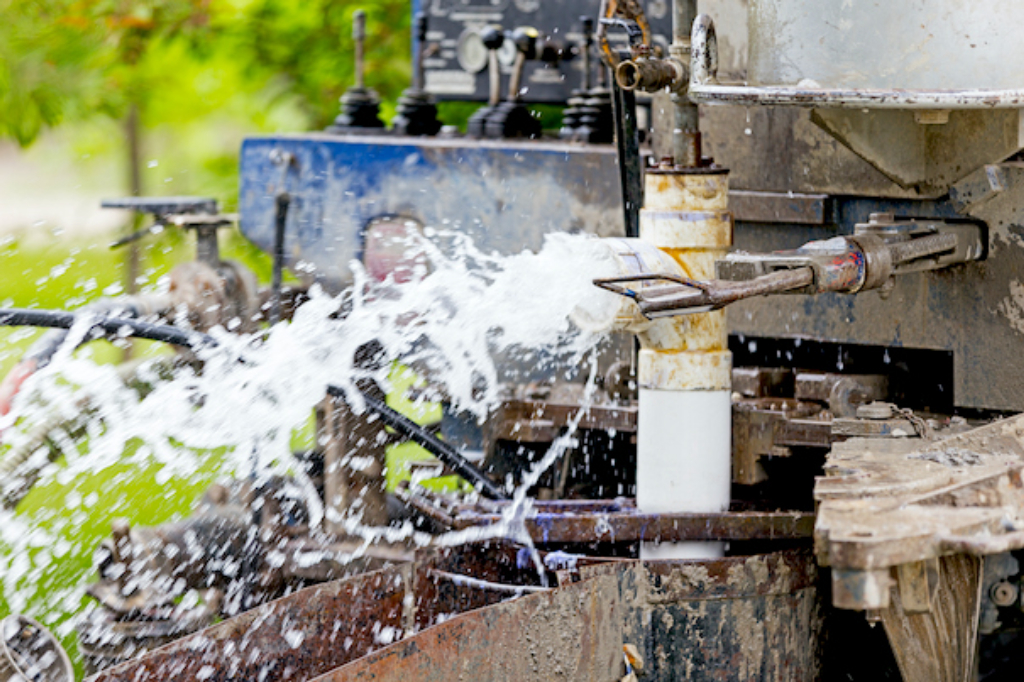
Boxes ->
[615,57,687,93]
[846,234,894,292]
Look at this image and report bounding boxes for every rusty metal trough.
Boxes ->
[87,543,821,682]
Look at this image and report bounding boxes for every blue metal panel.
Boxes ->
[239,133,626,290]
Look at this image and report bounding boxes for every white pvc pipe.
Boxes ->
[637,388,732,559]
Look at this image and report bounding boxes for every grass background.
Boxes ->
[0,227,259,669]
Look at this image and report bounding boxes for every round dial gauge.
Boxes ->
[457,29,489,73]
[647,0,668,19]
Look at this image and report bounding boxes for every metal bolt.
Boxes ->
[991,581,1018,607]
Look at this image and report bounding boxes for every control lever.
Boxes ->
[327,9,384,132]
[468,27,543,139]
[484,28,543,139]
[561,17,613,144]
[466,27,506,137]
[506,27,538,104]
[595,218,985,318]
[392,12,442,136]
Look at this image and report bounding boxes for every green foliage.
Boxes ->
[0,0,107,144]
[0,0,216,145]
[215,0,411,128]
[0,0,412,147]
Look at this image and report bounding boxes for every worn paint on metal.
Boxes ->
[317,569,626,682]
[635,168,732,392]
[613,552,821,681]
[729,188,1024,412]
[88,566,410,682]
[324,551,821,682]
[86,541,572,682]
[238,134,626,291]
[451,504,815,544]
[882,554,982,682]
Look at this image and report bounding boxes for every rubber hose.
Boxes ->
[327,385,506,500]
[0,308,214,350]
[0,308,504,500]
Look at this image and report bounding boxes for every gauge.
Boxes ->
[456,29,489,73]
[648,0,668,19]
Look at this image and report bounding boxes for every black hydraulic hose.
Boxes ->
[326,385,507,500]
[611,66,642,238]
[0,308,215,351]
[22,299,154,369]
[1,307,504,499]
[269,192,291,326]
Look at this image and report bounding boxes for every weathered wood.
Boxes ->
[881,554,982,682]
[815,414,1024,572]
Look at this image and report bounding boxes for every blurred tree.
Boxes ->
[216,0,410,128]
[0,0,412,293]
[0,0,411,147]
[0,0,107,145]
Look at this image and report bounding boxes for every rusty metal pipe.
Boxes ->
[673,0,696,45]
[615,57,684,92]
[426,569,549,594]
[888,232,958,264]
[671,0,700,164]
[636,267,815,318]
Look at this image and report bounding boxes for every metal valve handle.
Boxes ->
[595,221,983,319]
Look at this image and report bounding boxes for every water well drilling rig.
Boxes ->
[4,1,1024,681]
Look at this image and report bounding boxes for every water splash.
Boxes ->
[0,229,624,640]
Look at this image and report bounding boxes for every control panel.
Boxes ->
[415,0,674,103]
